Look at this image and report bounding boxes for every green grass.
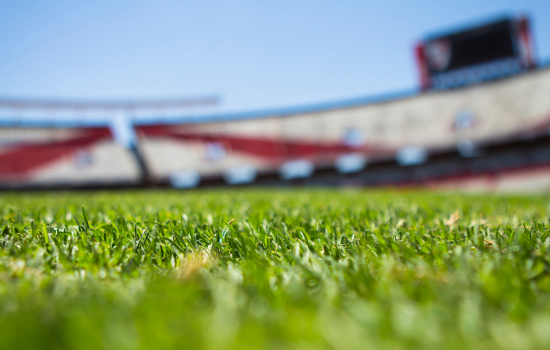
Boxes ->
[1,189,550,349]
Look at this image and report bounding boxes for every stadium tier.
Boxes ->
[134,65,550,190]
[0,126,141,187]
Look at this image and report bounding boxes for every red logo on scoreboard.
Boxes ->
[425,39,452,72]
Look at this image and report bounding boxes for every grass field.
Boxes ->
[1,189,550,349]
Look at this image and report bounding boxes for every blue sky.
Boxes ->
[0,0,549,114]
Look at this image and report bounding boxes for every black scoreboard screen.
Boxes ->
[436,20,515,72]
[416,17,536,90]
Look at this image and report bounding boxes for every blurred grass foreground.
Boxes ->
[1,190,550,349]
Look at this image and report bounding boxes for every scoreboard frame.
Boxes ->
[415,16,536,91]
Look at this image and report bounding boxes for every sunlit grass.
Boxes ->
[1,189,550,349]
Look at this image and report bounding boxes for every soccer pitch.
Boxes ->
[1,189,550,349]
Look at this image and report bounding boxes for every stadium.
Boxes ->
[2,15,549,191]
[3,7,550,349]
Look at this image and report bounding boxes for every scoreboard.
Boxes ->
[415,17,536,91]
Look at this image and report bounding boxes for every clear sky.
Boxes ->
[0,0,549,114]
